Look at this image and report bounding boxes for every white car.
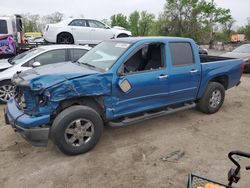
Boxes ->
[0,44,90,103]
[43,18,132,45]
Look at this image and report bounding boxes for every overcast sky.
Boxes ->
[1,0,249,26]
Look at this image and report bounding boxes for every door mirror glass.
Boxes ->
[32,61,41,67]
[105,25,110,29]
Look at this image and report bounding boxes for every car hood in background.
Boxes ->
[0,59,12,71]
[12,62,100,91]
[220,52,250,59]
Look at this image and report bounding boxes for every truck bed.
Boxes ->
[200,55,235,63]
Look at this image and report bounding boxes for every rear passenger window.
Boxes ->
[69,19,87,27]
[34,49,66,66]
[169,42,194,66]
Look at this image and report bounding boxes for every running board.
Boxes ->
[108,102,196,127]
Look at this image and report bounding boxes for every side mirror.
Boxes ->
[105,25,111,29]
[32,61,41,68]
[118,65,125,76]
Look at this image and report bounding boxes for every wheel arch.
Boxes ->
[209,75,229,90]
[56,96,105,119]
[197,75,228,100]
[0,79,13,84]
[116,33,130,38]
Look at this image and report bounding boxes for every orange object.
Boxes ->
[231,34,245,42]
[204,183,225,188]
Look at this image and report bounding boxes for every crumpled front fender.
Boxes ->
[48,73,113,102]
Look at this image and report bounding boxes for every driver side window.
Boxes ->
[122,43,165,74]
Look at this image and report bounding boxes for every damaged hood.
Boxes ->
[12,62,100,90]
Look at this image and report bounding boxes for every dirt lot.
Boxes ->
[0,75,250,188]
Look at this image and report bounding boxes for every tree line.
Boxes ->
[19,0,250,44]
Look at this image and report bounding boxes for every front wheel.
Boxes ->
[197,82,225,114]
[0,80,15,104]
[51,105,103,155]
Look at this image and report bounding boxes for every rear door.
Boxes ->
[167,42,201,103]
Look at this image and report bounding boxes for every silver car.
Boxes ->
[220,44,250,73]
[0,45,91,103]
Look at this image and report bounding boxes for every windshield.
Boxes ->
[9,48,45,65]
[77,41,130,71]
[232,44,250,54]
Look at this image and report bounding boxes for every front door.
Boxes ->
[112,43,169,118]
[87,20,114,44]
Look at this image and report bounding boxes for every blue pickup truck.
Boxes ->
[4,37,243,155]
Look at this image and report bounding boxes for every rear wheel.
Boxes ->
[0,80,15,104]
[51,105,103,155]
[197,82,225,114]
[57,33,74,44]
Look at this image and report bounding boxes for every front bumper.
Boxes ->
[4,98,51,146]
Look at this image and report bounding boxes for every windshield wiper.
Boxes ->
[80,62,96,68]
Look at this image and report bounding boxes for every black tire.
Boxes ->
[0,80,14,104]
[117,33,129,38]
[197,82,225,114]
[51,105,103,155]
[57,32,74,44]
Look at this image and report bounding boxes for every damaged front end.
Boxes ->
[5,66,113,146]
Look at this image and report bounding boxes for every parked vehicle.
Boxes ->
[188,151,250,188]
[43,18,132,45]
[0,15,25,58]
[24,32,43,44]
[220,44,250,73]
[198,45,208,55]
[5,37,243,155]
[231,34,246,42]
[0,44,90,103]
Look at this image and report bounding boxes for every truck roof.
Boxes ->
[111,36,194,44]
[0,17,12,20]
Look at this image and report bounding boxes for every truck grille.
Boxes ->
[15,86,35,111]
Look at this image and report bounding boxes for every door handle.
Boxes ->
[158,74,168,79]
[190,69,198,73]
[91,29,96,31]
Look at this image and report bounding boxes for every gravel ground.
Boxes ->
[0,75,249,188]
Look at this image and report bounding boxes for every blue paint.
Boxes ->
[6,37,243,128]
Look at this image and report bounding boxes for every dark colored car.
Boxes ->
[220,44,250,73]
[198,45,208,55]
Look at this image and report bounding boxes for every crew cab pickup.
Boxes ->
[4,37,243,155]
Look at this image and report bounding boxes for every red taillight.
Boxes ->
[240,63,244,75]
